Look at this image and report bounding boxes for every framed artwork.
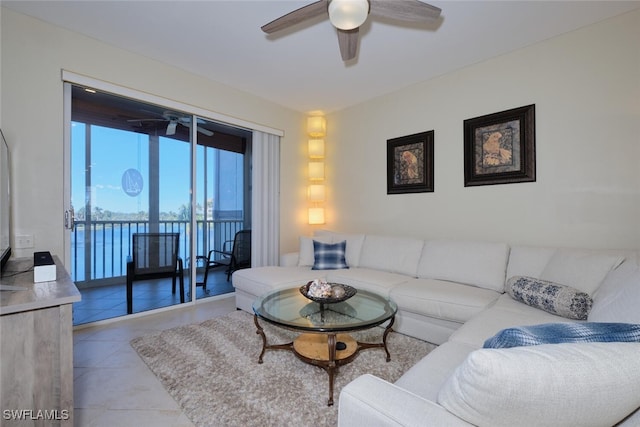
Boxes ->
[463,104,536,186]
[387,130,434,194]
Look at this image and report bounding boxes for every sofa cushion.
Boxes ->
[311,240,349,270]
[339,374,472,427]
[326,268,410,297]
[395,340,477,402]
[232,266,318,298]
[506,276,592,320]
[358,235,424,277]
[506,245,556,279]
[484,322,640,348]
[589,259,640,323]
[417,240,509,292]
[391,278,501,324]
[540,249,624,295]
[298,235,332,267]
[313,230,365,267]
[448,294,574,348]
[437,342,640,427]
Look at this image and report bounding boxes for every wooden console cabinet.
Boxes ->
[1,256,80,427]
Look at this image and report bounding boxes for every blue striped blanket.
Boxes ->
[483,322,640,348]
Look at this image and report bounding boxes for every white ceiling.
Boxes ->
[4,0,640,114]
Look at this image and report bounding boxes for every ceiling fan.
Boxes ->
[128,112,214,137]
[261,0,442,61]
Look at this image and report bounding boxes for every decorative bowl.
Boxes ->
[300,282,357,304]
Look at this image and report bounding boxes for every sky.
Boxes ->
[71,123,242,216]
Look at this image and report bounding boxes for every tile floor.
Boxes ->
[73,293,237,427]
[73,269,235,325]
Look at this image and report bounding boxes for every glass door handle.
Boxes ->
[64,208,75,232]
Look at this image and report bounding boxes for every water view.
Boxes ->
[71,220,242,284]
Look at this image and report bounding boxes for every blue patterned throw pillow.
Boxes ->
[484,322,640,348]
[312,240,349,270]
[507,276,593,320]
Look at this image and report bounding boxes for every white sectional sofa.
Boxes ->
[232,230,640,426]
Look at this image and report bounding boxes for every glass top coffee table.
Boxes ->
[252,286,398,406]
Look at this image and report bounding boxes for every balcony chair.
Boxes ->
[126,232,184,314]
[197,229,251,288]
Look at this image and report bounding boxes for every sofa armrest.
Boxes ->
[338,374,471,427]
[280,252,299,267]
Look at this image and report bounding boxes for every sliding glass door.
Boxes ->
[65,83,251,325]
[191,118,251,297]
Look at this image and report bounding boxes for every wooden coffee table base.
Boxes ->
[254,314,395,406]
[294,333,357,361]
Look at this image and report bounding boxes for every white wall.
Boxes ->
[2,7,639,264]
[0,8,309,260]
[323,9,640,251]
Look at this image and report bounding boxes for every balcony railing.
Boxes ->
[71,219,244,285]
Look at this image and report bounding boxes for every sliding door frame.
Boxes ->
[62,70,283,312]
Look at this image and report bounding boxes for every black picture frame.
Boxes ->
[463,104,536,186]
[387,131,434,194]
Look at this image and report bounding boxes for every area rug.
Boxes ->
[131,310,435,427]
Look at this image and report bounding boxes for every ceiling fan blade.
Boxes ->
[369,0,441,22]
[181,121,214,137]
[261,0,328,34]
[196,126,214,137]
[337,28,359,61]
[126,118,165,123]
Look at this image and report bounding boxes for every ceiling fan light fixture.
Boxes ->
[328,0,369,31]
[166,121,177,136]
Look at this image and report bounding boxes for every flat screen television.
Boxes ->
[0,129,11,273]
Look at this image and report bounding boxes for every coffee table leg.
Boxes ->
[254,314,268,363]
[356,315,396,362]
[382,315,395,362]
[327,333,337,406]
[254,315,295,364]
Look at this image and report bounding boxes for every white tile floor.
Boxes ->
[72,294,237,427]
